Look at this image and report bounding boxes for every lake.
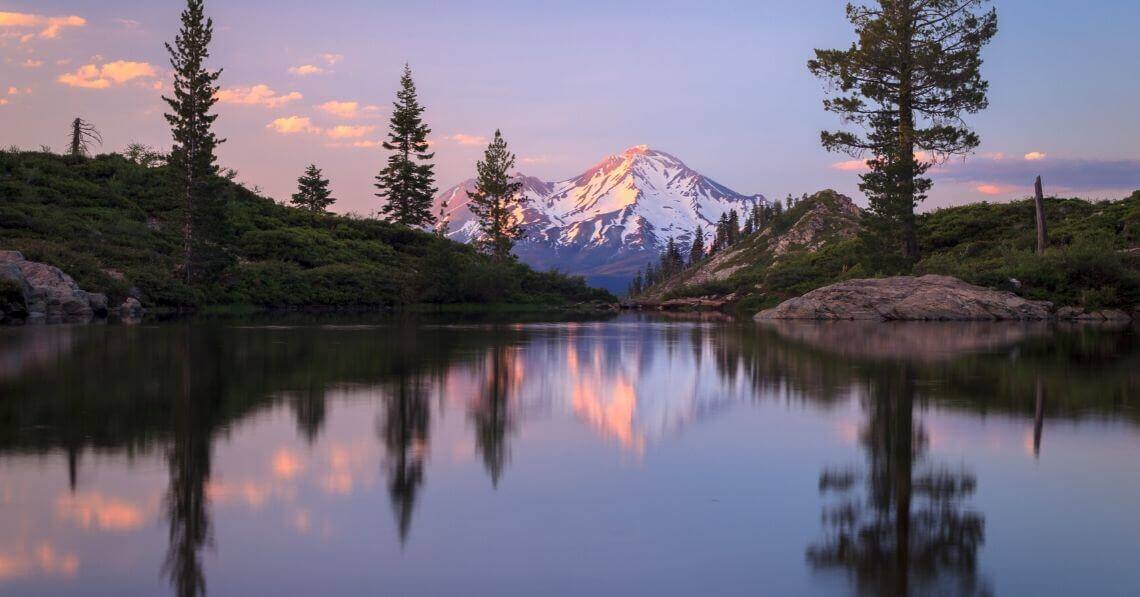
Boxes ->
[1,315,1138,596]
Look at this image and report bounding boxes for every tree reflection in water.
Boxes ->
[379,375,430,546]
[163,326,217,597]
[470,344,517,488]
[807,363,989,596]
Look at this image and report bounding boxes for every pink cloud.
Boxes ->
[830,159,868,172]
[448,133,488,146]
[975,183,1017,196]
[317,100,380,119]
[1024,151,1047,161]
[0,11,86,40]
[58,60,157,89]
[288,64,325,76]
[22,59,43,68]
[326,124,376,139]
[267,116,320,134]
[216,84,302,108]
[319,53,344,65]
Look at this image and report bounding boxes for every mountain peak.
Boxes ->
[622,144,652,156]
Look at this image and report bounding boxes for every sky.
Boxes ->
[2,0,1139,215]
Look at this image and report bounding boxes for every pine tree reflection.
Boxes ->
[470,344,517,487]
[808,364,988,596]
[163,326,217,597]
[379,375,430,546]
[290,388,328,445]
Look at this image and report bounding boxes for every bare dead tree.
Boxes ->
[69,118,103,158]
[1034,176,1048,256]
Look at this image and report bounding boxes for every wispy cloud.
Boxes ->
[830,151,1139,195]
[216,84,302,108]
[319,53,343,65]
[830,159,867,172]
[57,60,158,89]
[326,124,376,139]
[935,153,1140,191]
[0,11,86,40]
[316,100,380,119]
[975,183,1017,196]
[22,59,42,68]
[267,116,320,134]
[447,133,488,146]
[288,64,325,76]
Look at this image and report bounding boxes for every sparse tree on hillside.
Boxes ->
[689,225,706,265]
[164,0,225,284]
[291,164,336,213]
[375,64,437,227]
[124,142,166,167]
[809,0,997,262]
[468,130,527,260]
[68,118,101,159]
[628,270,644,297]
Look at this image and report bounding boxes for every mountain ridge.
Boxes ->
[433,146,766,291]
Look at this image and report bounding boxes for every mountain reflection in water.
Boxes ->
[0,316,1137,596]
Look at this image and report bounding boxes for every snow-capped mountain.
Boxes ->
[433,146,765,291]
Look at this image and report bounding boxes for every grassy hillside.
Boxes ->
[0,150,614,309]
[642,189,1140,313]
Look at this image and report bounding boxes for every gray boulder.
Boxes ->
[756,275,1053,321]
[119,297,144,321]
[0,250,96,323]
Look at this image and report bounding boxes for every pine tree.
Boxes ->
[628,270,644,297]
[68,118,101,159]
[728,210,740,245]
[467,130,527,260]
[809,0,997,263]
[164,0,224,284]
[376,64,436,227]
[291,164,336,213]
[689,225,705,265]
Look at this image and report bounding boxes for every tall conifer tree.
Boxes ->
[291,164,336,213]
[467,130,527,260]
[375,64,436,227]
[689,226,705,265]
[809,0,997,263]
[164,0,224,284]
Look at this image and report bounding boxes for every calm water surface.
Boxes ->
[1,315,1138,596]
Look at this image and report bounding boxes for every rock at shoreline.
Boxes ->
[755,275,1053,321]
[0,250,106,324]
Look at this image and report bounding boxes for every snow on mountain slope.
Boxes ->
[432,146,765,290]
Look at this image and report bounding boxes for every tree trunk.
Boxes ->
[1034,176,1048,256]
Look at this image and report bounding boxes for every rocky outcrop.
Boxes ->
[756,275,1053,321]
[0,250,107,324]
[1055,306,1133,321]
[640,190,862,300]
[759,320,1050,362]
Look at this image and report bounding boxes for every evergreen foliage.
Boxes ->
[809,0,998,263]
[375,65,436,227]
[467,131,527,261]
[163,0,226,284]
[689,225,706,265]
[0,151,615,308]
[291,164,336,213]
